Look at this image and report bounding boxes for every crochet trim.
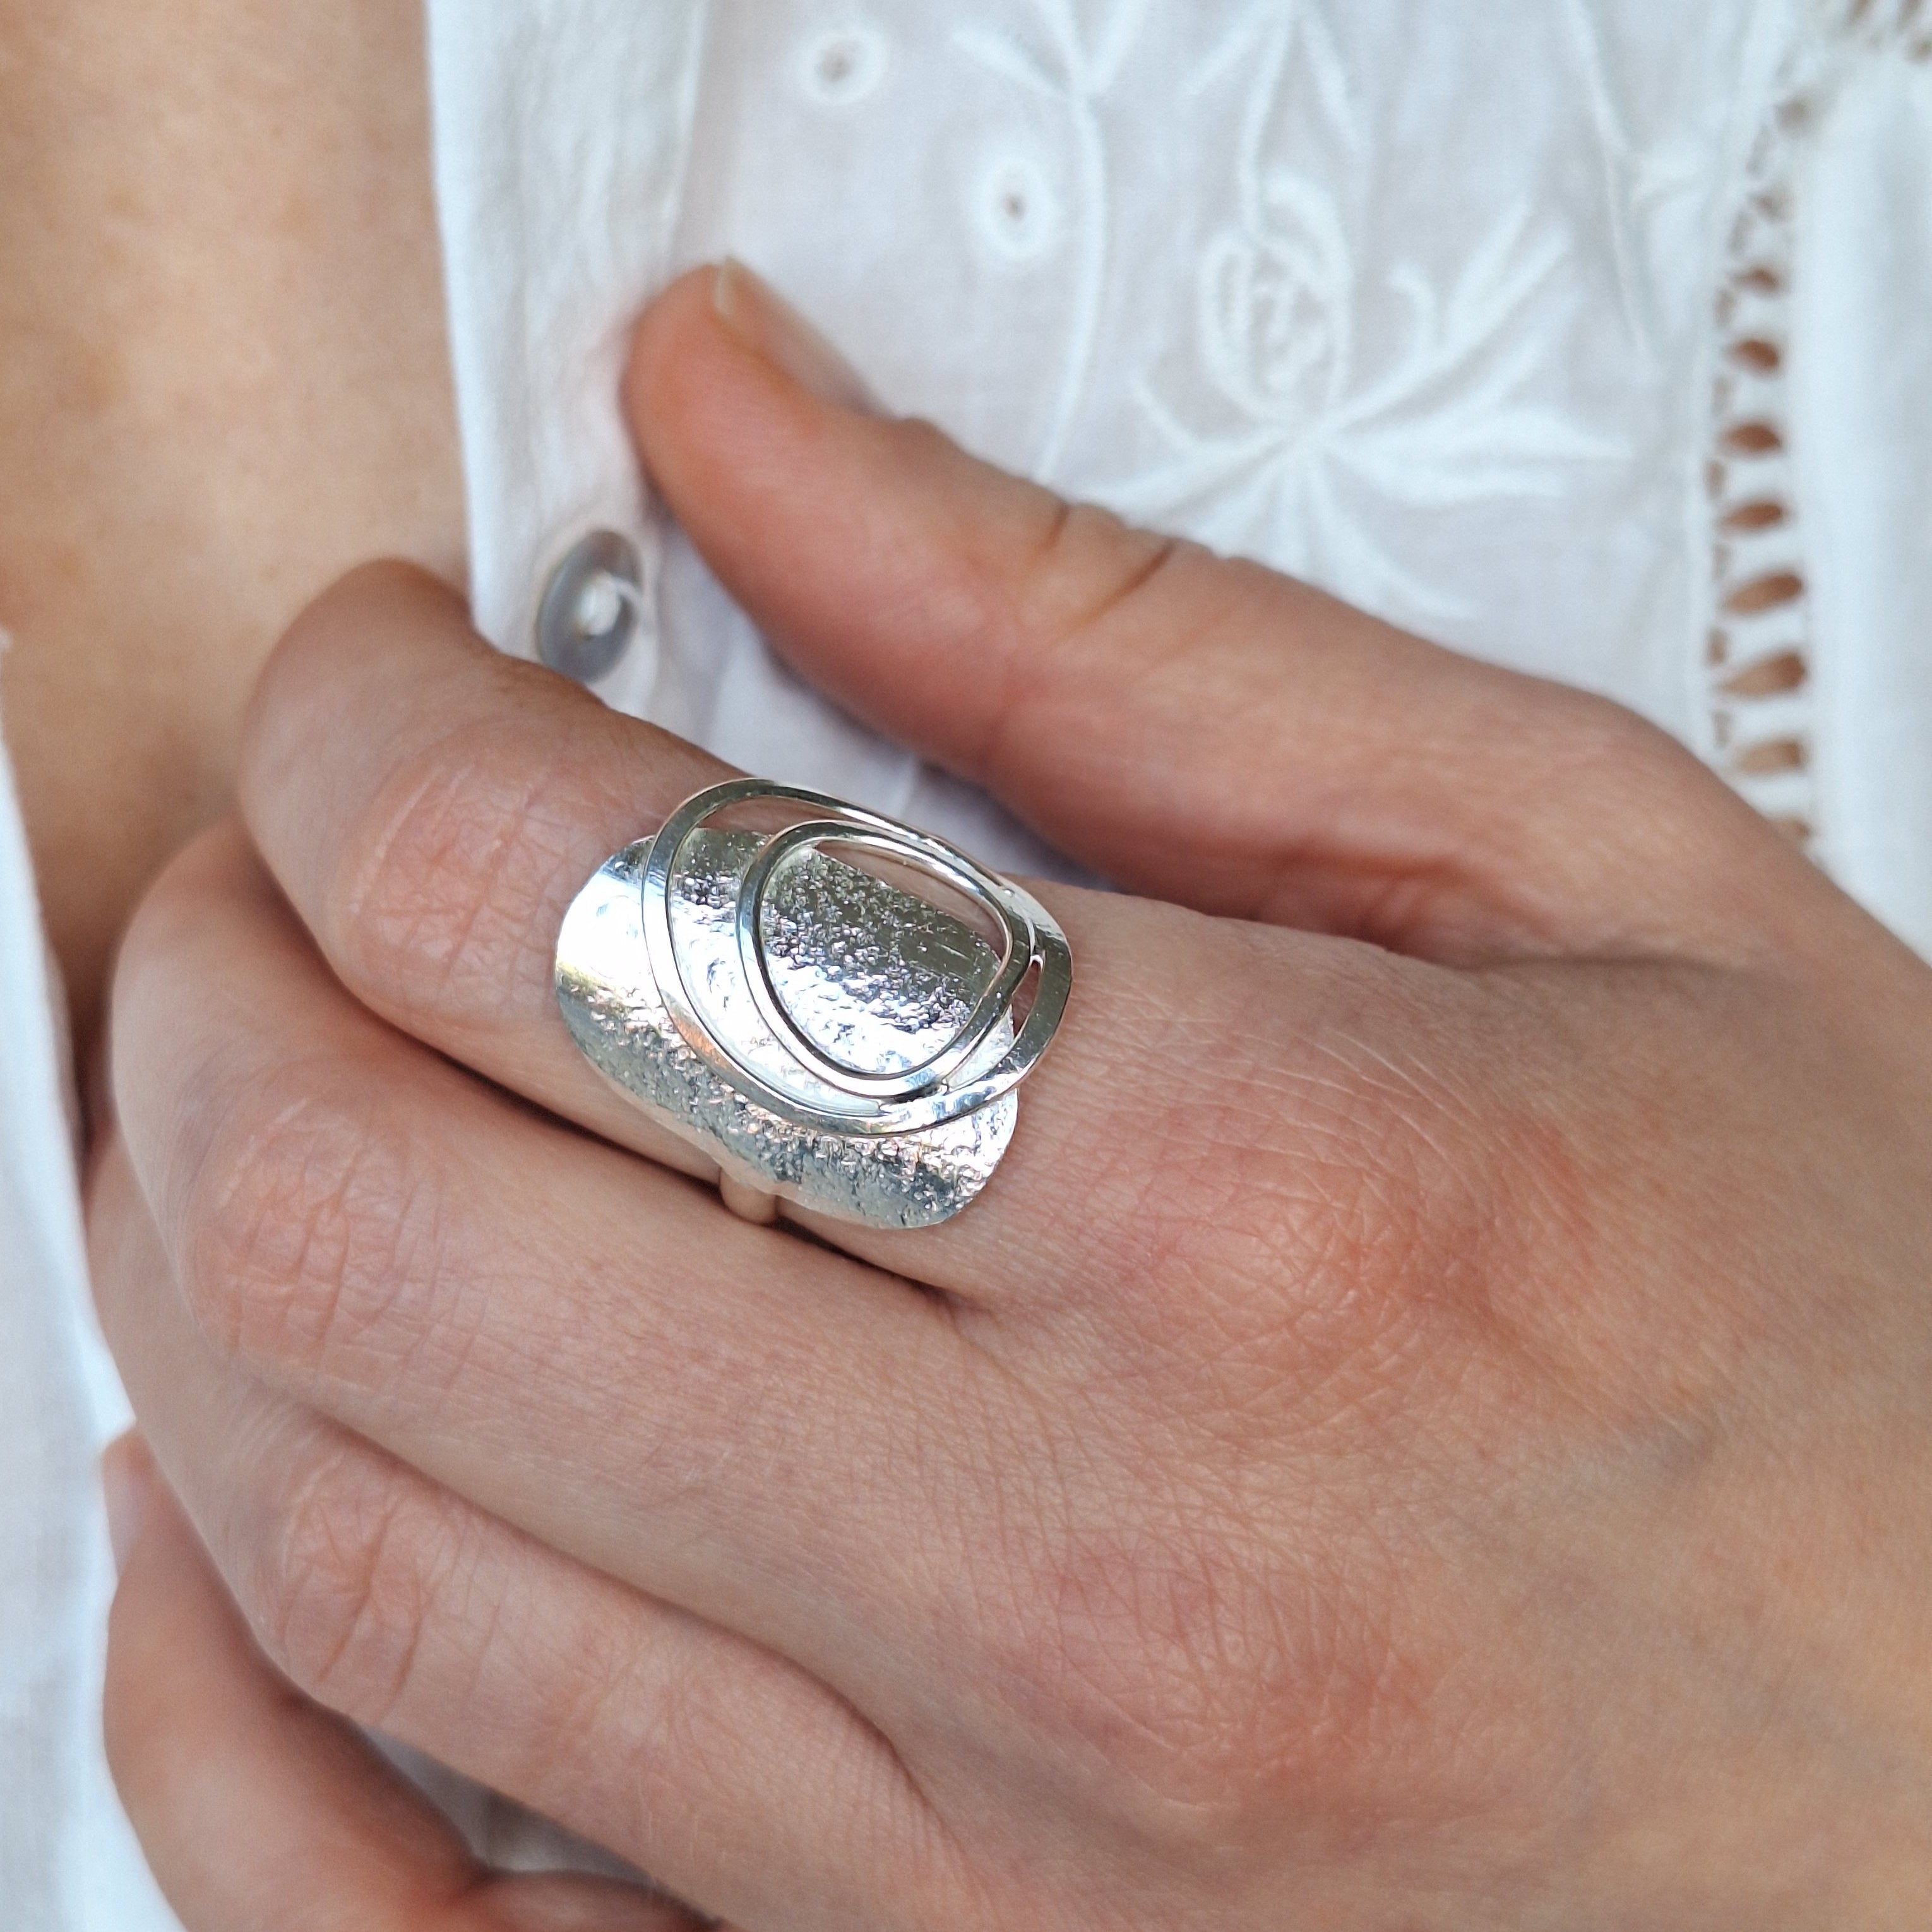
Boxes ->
[1704,0,1932,845]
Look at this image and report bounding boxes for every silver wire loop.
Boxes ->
[639,780,1071,1137]
[555,778,1074,1228]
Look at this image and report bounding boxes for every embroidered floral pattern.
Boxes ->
[937,0,1926,847]
[1101,3,1625,628]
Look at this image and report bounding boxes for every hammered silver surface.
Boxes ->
[556,836,1018,1228]
[760,847,998,1076]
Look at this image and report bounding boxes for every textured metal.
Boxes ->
[555,781,1072,1229]
[535,530,641,684]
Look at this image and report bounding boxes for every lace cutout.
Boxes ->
[1846,0,1932,54]
[1704,0,1932,846]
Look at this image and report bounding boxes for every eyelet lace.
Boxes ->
[1704,0,1932,847]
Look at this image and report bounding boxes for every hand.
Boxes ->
[93,263,1932,1929]
[100,1434,713,1932]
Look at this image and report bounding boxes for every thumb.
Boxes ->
[625,261,1802,964]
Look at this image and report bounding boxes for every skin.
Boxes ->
[101,1437,703,1932]
[90,266,1932,1928]
[0,0,461,1065]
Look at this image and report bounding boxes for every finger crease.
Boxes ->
[982,528,1183,791]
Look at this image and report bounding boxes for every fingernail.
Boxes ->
[712,258,882,413]
[102,1435,153,1577]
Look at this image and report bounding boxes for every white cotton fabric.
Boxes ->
[4,0,1932,1920]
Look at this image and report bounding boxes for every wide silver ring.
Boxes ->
[555,779,1073,1229]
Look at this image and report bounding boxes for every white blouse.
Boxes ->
[6,1,1929,1921]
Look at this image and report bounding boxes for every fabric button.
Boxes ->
[799,25,888,106]
[536,530,642,684]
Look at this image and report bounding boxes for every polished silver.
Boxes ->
[555,779,1073,1228]
[536,529,641,683]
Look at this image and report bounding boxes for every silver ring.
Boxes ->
[555,779,1073,1229]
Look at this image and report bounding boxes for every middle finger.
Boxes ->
[232,563,1366,1309]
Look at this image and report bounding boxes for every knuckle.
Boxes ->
[996,1513,1436,1832]
[109,828,259,1179]
[1557,685,1676,766]
[178,1068,453,1376]
[1013,498,1181,652]
[243,1441,462,1725]
[1532,687,1712,823]
[1132,1033,1462,1330]
[1237,1056,1501,1377]
[958,488,1191,773]
[1077,952,1517,1416]
[327,715,604,1024]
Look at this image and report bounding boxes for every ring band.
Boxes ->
[556,779,1073,1229]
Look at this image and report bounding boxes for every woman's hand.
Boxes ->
[92,263,1932,1929]
[101,1434,712,1932]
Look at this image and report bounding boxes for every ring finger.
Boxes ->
[232,563,1423,1311]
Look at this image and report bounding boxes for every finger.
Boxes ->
[225,544,1492,1316]
[239,559,735,1190]
[110,821,989,1687]
[625,261,1811,961]
[103,1435,715,1932]
[93,1151,963,1931]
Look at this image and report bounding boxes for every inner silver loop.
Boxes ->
[741,822,1030,1100]
[636,778,1072,1139]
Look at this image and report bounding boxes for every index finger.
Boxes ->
[632,263,1811,963]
